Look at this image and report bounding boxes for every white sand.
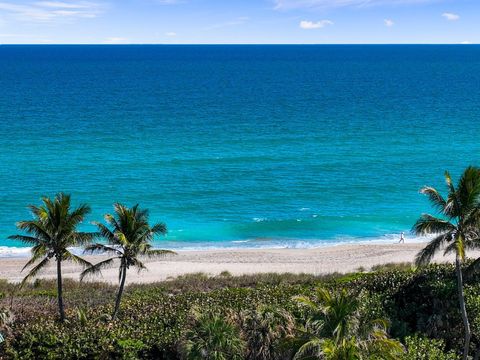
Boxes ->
[0,242,468,285]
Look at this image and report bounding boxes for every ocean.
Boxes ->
[1,45,479,254]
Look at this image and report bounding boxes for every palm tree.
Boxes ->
[238,306,295,360]
[413,166,480,360]
[8,193,94,322]
[81,203,174,320]
[182,309,246,360]
[292,288,403,360]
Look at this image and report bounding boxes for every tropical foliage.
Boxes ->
[237,306,295,360]
[413,167,480,359]
[8,193,94,321]
[2,265,478,359]
[404,335,459,360]
[292,288,404,359]
[180,309,246,360]
[81,203,175,319]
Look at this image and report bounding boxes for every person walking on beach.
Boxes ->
[399,232,405,244]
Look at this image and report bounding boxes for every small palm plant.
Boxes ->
[182,309,246,360]
[413,166,480,360]
[8,193,94,322]
[292,288,403,360]
[81,203,174,319]
[238,306,296,360]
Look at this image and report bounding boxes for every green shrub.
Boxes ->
[1,264,479,359]
[236,306,295,360]
[404,335,459,360]
[179,309,245,360]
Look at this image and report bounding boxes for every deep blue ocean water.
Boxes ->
[1,45,479,254]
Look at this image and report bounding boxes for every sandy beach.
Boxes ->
[0,242,469,284]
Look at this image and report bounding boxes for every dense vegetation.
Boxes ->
[0,265,477,359]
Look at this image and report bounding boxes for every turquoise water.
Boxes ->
[1,45,479,253]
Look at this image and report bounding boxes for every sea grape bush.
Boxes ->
[404,336,459,360]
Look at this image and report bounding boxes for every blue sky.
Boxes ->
[0,0,477,44]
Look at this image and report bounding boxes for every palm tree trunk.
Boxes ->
[456,256,471,360]
[112,264,127,320]
[56,258,65,322]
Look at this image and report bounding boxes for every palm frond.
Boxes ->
[73,232,96,246]
[370,318,389,331]
[457,166,480,212]
[80,257,119,281]
[131,258,147,273]
[104,212,121,232]
[143,249,176,258]
[62,251,93,268]
[151,222,167,235]
[293,337,324,360]
[28,204,46,220]
[115,232,129,247]
[112,203,128,224]
[21,256,51,287]
[7,234,42,245]
[415,233,450,266]
[131,204,148,220]
[461,208,480,231]
[444,171,456,195]
[412,214,455,236]
[442,237,463,257]
[22,244,49,271]
[366,331,405,359]
[83,243,122,256]
[67,204,91,227]
[14,221,51,242]
[293,295,319,312]
[94,222,116,243]
[420,186,447,213]
[444,171,460,216]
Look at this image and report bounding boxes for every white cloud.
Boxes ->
[384,19,394,26]
[300,19,333,29]
[274,0,438,10]
[165,31,176,36]
[103,37,128,44]
[0,1,104,22]
[460,40,471,44]
[442,12,459,21]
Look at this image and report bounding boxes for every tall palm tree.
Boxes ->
[413,166,480,360]
[8,193,94,322]
[292,288,403,360]
[81,203,174,320]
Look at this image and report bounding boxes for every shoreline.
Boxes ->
[0,235,428,258]
[0,242,470,284]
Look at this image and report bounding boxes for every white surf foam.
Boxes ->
[0,246,32,257]
[0,234,432,257]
